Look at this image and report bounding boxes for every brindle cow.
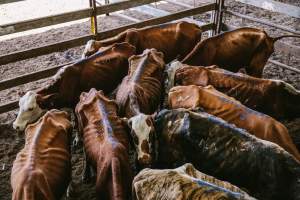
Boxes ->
[11,109,72,200]
[155,109,300,200]
[133,163,256,200]
[82,22,202,63]
[116,48,165,167]
[168,85,300,161]
[182,27,300,77]
[175,64,300,119]
[13,42,136,131]
[75,88,132,200]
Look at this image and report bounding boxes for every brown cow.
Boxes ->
[75,88,132,200]
[168,85,300,161]
[82,21,202,63]
[182,27,300,77]
[133,163,255,200]
[13,42,136,132]
[116,48,165,167]
[175,64,300,119]
[11,109,72,200]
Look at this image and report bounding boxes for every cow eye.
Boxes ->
[28,107,34,111]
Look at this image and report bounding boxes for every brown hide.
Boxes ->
[85,22,202,63]
[11,110,72,200]
[75,88,132,200]
[182,27,293,77]
[36,42,136,109]
[133,163,255,200]
[168,85,300,161]
[175,65,300,119]
[116,48,165,118]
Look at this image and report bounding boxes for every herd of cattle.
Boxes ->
[9,21,300,200]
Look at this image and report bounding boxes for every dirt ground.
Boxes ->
[0,0,300,200]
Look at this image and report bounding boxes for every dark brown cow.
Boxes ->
[175,64,300,119]
[11,109,72,200]
[133,163,255,200]
[82,21,202,63]
[155,109,300,200]
[75,88,132,200]
[168,85,300,161]
[13,42,136,131]
[182,27,300,77]
[116,48,165,167]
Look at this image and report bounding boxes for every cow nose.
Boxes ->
[138,154,152,166]
[13,123,22,131]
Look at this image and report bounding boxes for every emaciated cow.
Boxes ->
[154,109,300,200]
[116,48,165,167]
[168,85,300,161]
[133,163,256,200]
[11,109,72,200]
[182,27,300,77]
[82,22,202,63]
[13,42,136,131]
[75,88,132,200]
[175,64,300,119]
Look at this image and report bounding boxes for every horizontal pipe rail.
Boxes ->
[0,0,158,36]
[269,59,300,73]
[0,3,215,66]
[225,10,300,35]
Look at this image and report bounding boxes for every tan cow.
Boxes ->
[168,85,300,161]
[11,109,72,200]
[13,42,136,132]
[175,64,300,119]
[116,48,165,168]
[82,22,202,63]
[75,88,132,200]
[182,27,300,77]
[133,163,256,200]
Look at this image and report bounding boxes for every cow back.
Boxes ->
[11,109,71,200]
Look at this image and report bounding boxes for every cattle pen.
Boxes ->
[0,0,300,199]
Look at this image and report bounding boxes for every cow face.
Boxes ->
[13,91,44,131]
[128,113,156,168]
[82,39,98,58]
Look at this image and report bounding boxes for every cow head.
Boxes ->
[82,39,99,58]
[13,91,44,131]
[128,113,157,168]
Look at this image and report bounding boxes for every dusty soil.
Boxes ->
[0,0,299,200]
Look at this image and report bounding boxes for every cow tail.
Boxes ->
[111,157,124,200]
[272,34,300,42]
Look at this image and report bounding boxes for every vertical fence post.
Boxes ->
[216,0,224,34]
[209,0,217,36]
[89,0,98,39]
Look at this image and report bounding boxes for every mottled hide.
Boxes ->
[11,110,72,200]
[75,88,132,200]
[175,65,300,119]
[13,42,136,131]
[82,22,202,63]
[182,27,300,77]
[155,109,300,200]
[133,163,256,200]
[116,49,164,167]
[169,85,300,161]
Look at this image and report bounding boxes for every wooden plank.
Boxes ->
[0,0,158,36]
[0,0,24,5]
[222,23,300,58]
[0,62,73,91]
[0,3,215,66]
[0,34,93,65]
[235,0,300,19]
[0,101,18,114]
[269,59,300,73]
[164,0,194,9]
[225,10,300,35]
